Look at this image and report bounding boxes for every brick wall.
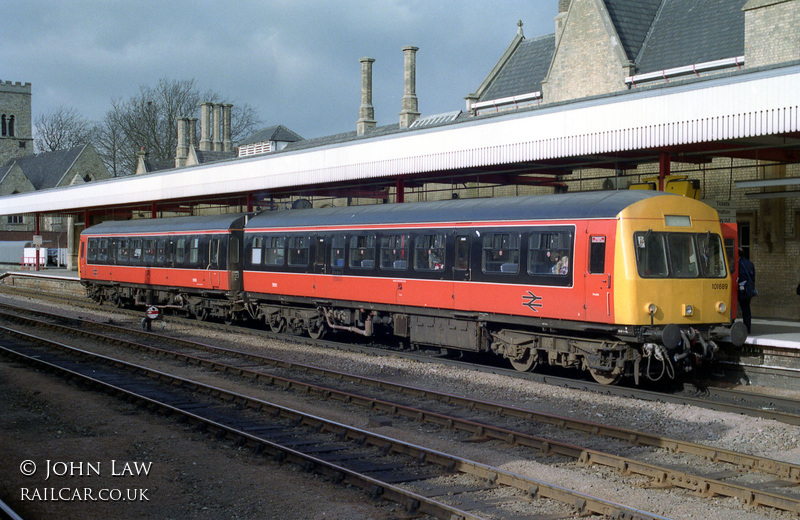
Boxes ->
[745,0,800,68]
[0,81,33,163]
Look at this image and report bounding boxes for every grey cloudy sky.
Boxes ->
[3,1,558,140]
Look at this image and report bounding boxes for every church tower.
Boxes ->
[0,79,34,164]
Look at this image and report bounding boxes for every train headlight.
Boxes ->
[682,304,693,317]
[716,301,727,314]
[646,303,657,315]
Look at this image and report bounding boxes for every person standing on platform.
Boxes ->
[737,248,756,334]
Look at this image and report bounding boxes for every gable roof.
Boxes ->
[239,125,304,147]
[4,145,87,190]
[478,34,556,102]
[603,0,662,61]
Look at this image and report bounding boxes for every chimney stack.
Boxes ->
[199,102,212,151]
[212,103,222,151]
[555,0,571,46]
[188,117,198,150]
[357,57,377,135]
[222,103,232,152]
[175,118,188,168]
[399,46,420,128]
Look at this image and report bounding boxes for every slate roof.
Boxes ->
[239,125,304,146]
[2,145,86,190]
[194,150,237,164]
[478,34,556,102]
[635,0,746,73]
[475,0,748,102]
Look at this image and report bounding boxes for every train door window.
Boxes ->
[589,236,606,274]
[156,239,166,265]
[132,239,143,264]
[414,233,445,271]
[144,239,156,264]
[331,235,345,268]
[528,230,572,275]
[209,237,220,268]
[483,233,520,274]
[455,235,469,271]
[349,234,376,269]
[634,232,668,277]
[87,238,98,262]
[176,238,186,264]
[166,239,174,265]
[229,237,239,265]
[189,237,200,265]
[667,233,699,277]
[79,242,85,260]
[264,236,286,266]
[315,237,327,267]
[251,236,263,265]
[380,234,409,270]
[288,236,310,266]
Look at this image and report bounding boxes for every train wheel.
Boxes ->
[267,314,285,333]
[589,368,622,385]
[307,319,326,340]
[195,308,208,321]
[509,350,538,372]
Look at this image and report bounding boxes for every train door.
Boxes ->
[585,235,613,323]
[452,233,472,310]
[720,223,739,321]
[313,235,328,297]
[210,237,221,289]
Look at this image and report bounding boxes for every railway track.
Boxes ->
[0,323,672,520]
[0,292,799,426]
[1,304,799,514]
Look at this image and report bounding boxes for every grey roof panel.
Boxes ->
[82,213,249,236]
[13,145,85,190]
[239,125,304,146]
[246,190,673,229]
[479,34,555,102]
[604,0,663,61]
[636,0,747,73]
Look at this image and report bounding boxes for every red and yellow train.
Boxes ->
[80,191,747,385]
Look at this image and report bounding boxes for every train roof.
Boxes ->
[246,191,682,230]
[82,213,249,236]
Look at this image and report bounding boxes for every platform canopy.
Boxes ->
[2,64,799,217]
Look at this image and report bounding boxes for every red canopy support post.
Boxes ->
[247,193,254,212]
[151,202,157,219]
[658,152,671,191]
[396,177,405,203]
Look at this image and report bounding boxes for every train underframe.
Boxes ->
[83,281,733,385]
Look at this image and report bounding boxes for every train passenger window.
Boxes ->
[331,236,345,268]
[132,239,143,263]
[288,236,310,266]
[117,239,129,263]
[97,239,109,263]
[87,238,98,262]
[264,236,286,266]
[380,234,409,270]
[156,239,166,265]
[349,234,376,269]
[527,230,573,275]
[483,233,520,274]
[696,233,727,278]
[176,238,186,264]
[189,237,199,265]
[144,239,156,264]
[589,236,606,274]
[209,238,220,267]
[414,234,445,271]
[251,237,263,265]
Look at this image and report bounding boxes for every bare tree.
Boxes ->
[98,77,262,176]
[34,106,95,152]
